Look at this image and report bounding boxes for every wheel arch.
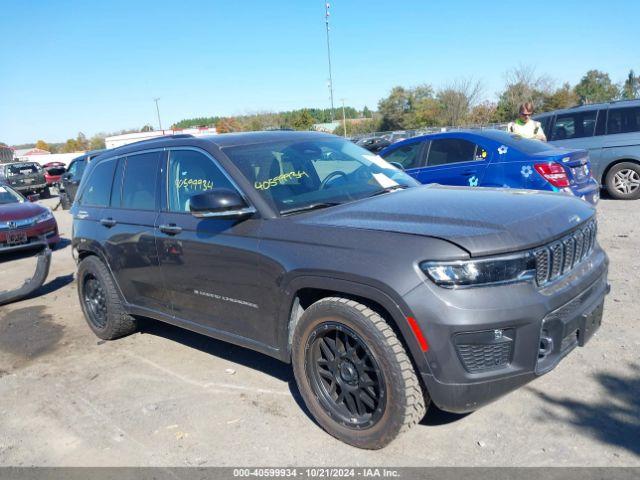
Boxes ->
[601,157,640,185]
[279,276,431,377]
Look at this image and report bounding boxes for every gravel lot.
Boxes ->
[0,196,638,467]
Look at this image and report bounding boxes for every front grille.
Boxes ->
[534,219,597,287]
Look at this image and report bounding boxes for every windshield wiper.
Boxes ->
[369,185,409,197]
[280,202,342,215]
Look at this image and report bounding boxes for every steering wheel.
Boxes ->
[320,171,348,190]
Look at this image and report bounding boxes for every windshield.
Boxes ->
[223,137,419,214]
[0,185,24,205]
[6,163,41,176]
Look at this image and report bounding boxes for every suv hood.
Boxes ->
[297,185,595,257]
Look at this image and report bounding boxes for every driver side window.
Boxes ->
[168,149,236,213]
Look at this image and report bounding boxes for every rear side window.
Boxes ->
[383,142,424,169]
[427,139,477,166]
[551,110,597,140]
[168,149,235,212]
[79,159,116,207]
[607,107,640,134]
[121,151,161,210]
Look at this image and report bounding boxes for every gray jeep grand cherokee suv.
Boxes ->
[71,131,609,449]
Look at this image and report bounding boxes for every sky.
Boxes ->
[1,0,638,145]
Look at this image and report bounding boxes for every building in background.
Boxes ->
[105,126,217,149]
[12,147,50,161]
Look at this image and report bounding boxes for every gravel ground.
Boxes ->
[0,196,638,467]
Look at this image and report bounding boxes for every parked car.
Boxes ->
[534,99,640,199]
[71,131,608,449]
[0,161,50,198]
[355,136,391,153]
[379,129,600,205]
[0,183,59,252]
[59,149,105,209]
[42,161,67,188]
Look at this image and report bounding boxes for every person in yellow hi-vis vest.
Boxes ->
[507,102,547,141]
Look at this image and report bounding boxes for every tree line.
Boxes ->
[6,65,638,150]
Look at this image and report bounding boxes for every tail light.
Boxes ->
[534,162,570,188]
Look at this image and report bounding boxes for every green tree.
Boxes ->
[542,83,579,111]
[378,84,436,130]
[362,106,372,118]
[621,69,640,100]
[291,109,315,130]
[495,65,554,121]
[141,124,154,132]
[468,101,498,126]
[436,79,482,126]
[574,70,620,104]
[35,139,50,151]
[61,138,80,153]
[215,117,241,133]
[89,134,106,150]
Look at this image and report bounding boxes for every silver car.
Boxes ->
[535,99,640,199]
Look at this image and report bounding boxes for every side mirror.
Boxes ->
[389,161,405,171]
[27,194,40,202]
[189,188,256,219]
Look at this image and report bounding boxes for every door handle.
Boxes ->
[100,217,117,228]
[159,224,182,235]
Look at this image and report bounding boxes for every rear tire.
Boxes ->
[77,256,137,340]
[291,297,427,449]
[605,162,640,200]
[40,187,51,199]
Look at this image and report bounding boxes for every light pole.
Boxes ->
[341,98,347,137]
[154,97,162,130]
[324,2,335,122]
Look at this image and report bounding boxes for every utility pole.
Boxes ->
[154,97,162,130]
[324,2,335,122]
[341,98,347,137]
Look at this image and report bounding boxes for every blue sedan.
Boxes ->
[379,130,600,205]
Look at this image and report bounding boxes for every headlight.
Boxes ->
[420,253,536,288]
[35,209,54,223]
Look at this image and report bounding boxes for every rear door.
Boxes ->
[548,108,607,180]
[100,150,169,313]
[415,137,490,187]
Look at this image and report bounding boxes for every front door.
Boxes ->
[155,148,269,344]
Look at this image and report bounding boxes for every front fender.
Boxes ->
[276,274,430,374]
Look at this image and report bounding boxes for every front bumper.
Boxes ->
[404,246,609,413]
[0,219,59,252]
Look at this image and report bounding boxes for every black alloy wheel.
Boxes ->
[306,322,385,429]
[83,274,108,329]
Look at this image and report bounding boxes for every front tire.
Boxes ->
[291,297,427,449]
[605,162,640,200]
[77,256,137,340]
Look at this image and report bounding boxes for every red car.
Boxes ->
[42,161,67,186]
[0,183,59,252]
